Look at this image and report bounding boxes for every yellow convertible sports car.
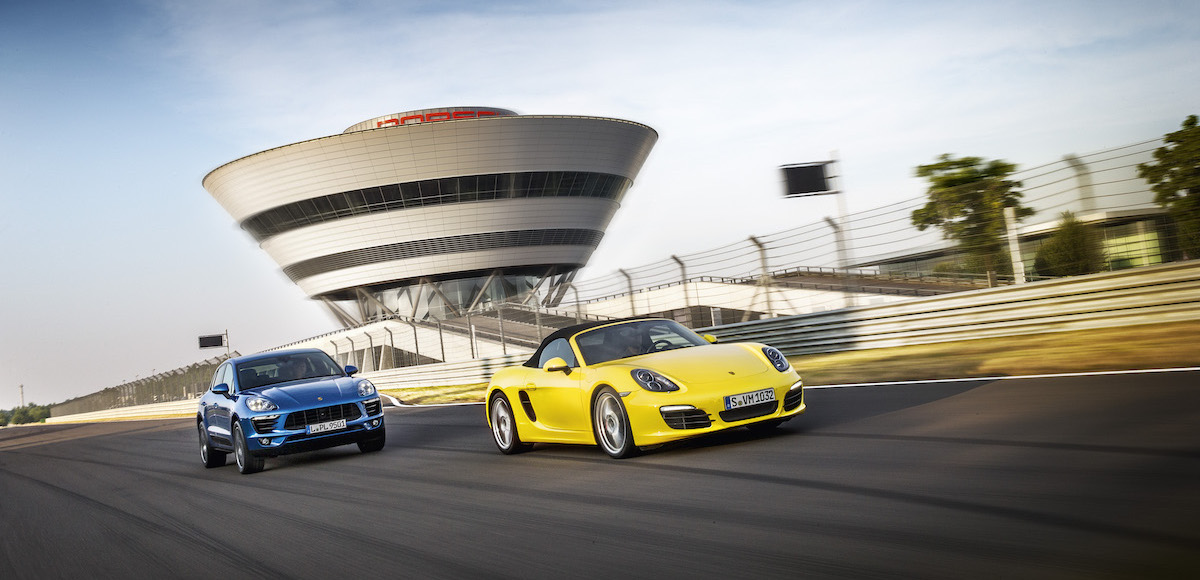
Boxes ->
[485,317,806,458]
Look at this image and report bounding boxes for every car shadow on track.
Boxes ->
[798,379,996,431]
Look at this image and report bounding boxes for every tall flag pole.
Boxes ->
[781,155,856,307]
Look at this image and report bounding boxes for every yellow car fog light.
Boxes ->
[660,405,697,413]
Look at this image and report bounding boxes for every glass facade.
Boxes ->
[282,228,604,282]
[364,270,569,321]
[241,171,632,242]
[1101,220,1166,270]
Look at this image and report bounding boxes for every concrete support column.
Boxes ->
[1004,206,1027,284]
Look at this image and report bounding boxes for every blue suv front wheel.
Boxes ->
[233,423,264,475]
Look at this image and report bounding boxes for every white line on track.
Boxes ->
[806,366,1200,389]
[392,400,484,408]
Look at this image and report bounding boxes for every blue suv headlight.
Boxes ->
[358,380,376,397]
[763,346,790,372]
[247,397,278,412]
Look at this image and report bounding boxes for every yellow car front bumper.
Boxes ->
[622,375,806,446]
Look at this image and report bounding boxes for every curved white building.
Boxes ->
[203,107,657,325]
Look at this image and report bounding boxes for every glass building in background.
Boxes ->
[203,107,658,325]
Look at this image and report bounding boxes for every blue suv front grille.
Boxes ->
[364,398,382,416]
[284,403,362,430]
[251,416,278,433]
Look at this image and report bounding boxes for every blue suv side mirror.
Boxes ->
[344,365,359,376]
[212,383,231,397]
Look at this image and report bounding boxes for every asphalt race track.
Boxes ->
[2,372,1197,579]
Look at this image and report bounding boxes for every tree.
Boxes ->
[1138,114,1200,259]
[9,404,51,425]
[1034,211,1106,276]
[911,154,1034,274]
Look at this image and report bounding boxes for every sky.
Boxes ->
[1,0,1198,408]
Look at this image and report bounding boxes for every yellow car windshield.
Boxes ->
[575,320,707,365]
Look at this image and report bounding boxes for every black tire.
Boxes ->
[747,418,785,434]
[198,421,227,468]
[233,422,265,474]
[592,387,638,459]
[489,392,532,454]
[357,427,386,453]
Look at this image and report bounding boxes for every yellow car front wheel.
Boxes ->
[592,387,637,459]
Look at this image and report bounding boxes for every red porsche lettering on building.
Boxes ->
[377,110,498,128]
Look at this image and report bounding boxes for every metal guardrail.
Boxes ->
[361,353,529,391]
[45,398,199,423]
[45,261,1200,423]
[698,260,1200,355]
[339,260,1200,392]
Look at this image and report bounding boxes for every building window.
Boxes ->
[241,171,632,242]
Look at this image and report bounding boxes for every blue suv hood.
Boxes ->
[256,376,359,407]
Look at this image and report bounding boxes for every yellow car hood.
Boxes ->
[613,343,771,385]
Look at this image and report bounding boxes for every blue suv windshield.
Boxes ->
[236,352,343,389]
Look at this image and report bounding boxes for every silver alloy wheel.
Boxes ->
[491,397,514,449]
[234,425,246,470]
[198,422,209,463]
[594,392,626,455]
[232,422,264,473]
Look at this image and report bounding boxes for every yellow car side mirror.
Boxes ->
[702,334,718,344]
[542,357,571,374]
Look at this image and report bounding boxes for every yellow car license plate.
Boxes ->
[308,419,346,434]
[724,388,776,410]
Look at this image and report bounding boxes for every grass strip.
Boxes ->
[791,319,1200,385]
[381,383,488,406]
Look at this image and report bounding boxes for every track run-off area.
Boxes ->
[2,371,1197,579]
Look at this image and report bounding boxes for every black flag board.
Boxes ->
[781,161,837,198]
[199,334,226,349]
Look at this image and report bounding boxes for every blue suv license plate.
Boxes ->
[308,419,346,434]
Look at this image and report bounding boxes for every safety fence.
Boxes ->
[50,353,237,417]
[702,260,1200,354]
[46,399,199,424]
[358,260,1200,390]
[566,138,1172,305]
[45,260,1200,423]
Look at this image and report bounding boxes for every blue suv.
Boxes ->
[197,349,386,474]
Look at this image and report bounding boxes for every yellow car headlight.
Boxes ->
[763,346,790,372]
[631,369,679,392]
